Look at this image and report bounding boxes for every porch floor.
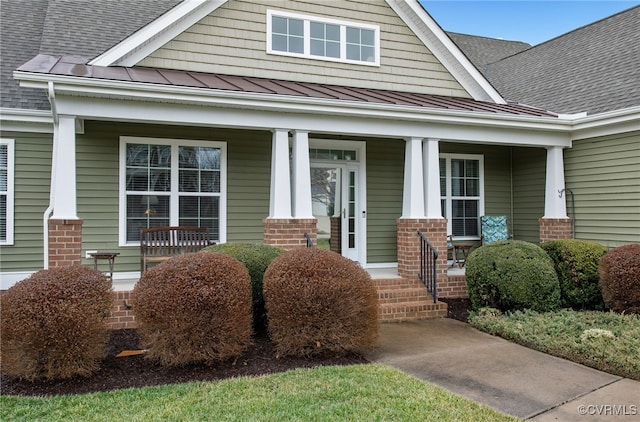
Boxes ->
[365,263,465,280]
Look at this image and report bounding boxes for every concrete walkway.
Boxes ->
[366,319,640,420]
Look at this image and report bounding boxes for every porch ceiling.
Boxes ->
[18,54,557,118]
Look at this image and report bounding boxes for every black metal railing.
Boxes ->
[304,232,315,248]
[417,230,438,303]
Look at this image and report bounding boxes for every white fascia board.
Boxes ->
[385,0,506,104]
[19,73,571,147]
[571,106,640,140]
[89,0,227,67]
[0,108,54,133]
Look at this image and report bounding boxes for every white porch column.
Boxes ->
[268,129,292,219]
[51,115,78,219]
[291,130,313,218]
[423,138,443,219]
[543,146,568,218]
[401,137,426,218]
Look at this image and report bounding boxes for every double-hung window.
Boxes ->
[0,139,14,245]
[440,154,484,239]
[119,137,226,245]
[267,10,379,66]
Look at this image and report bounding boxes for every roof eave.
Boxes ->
[16,71,566,133]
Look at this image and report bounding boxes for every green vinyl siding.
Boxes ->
[0,132,51,272]
[565,132,640,247]
[512,147,546,243]
[366,139,403,263]
[226,131,271,242]
[76,122,271,273]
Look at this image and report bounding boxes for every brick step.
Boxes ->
[377,287,433,304]
[379,300,448,322]
[373,278,426,289]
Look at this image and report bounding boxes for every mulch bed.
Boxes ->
[441,297,472,323]
[2,302,472,397]
[1,329,368,397]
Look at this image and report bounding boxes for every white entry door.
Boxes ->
[311,164,362,262]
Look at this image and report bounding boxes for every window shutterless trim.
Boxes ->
[0,139,14,245]
[440,153,484,240]
[118,136,227,246]
[266,9,380,66]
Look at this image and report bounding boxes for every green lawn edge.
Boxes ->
[1,363,519,422]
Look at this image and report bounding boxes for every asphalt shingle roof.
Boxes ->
[482,5,640,115]
[1,0,179,110]
[446,32,531,74]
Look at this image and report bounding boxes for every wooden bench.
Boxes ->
[140,226,215,274]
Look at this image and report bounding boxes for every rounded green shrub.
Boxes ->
[465,240,560,312]
[263,248,379,357]
[133,252,253,366]
[202,243,283,331]
[599,244,640,314]
[0,265,113,381]
[541,239,608,310]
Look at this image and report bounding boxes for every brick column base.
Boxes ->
[397,218,448,284]
[264,218,317,250]
[539,218,573,242]
[48,218,83,268]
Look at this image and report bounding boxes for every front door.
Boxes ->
[311,164,361,262]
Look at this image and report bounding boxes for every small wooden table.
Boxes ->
[452,245,473,268]
[89,252,120,280]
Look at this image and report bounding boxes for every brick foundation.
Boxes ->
[539,218,573,242]
[48,218,83,268]
[107,291,138,330]
[263,218,317,250]
[444,274,469,298]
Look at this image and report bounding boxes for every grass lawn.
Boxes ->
[1,364,518,421]
[470,308,640,381]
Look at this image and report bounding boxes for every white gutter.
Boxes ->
[43,81,58,269]
[16,72,569,132]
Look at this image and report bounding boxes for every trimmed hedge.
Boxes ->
[0,266,113,381]
[465,240,561,312]
[133,252,253,366]
[202,243,283,330]
[599,244,640,314]
[263,248,379,357]
[541,239,608,309]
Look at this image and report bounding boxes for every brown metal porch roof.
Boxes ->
[18,54,557,118]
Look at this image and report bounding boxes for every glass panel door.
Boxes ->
[310,165,359,262]
[342,167,359,261]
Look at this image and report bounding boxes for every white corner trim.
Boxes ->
[90,0,227,67]
[385,0,506,104]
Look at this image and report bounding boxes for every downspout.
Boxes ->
[43,81,58,269]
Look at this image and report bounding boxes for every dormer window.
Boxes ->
[267,10,380,66]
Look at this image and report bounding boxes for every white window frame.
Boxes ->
[118,136,227,246]
[440,153,484,240]
[266,10,380,66]
[0,139,15,245]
